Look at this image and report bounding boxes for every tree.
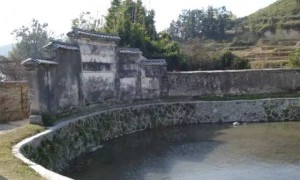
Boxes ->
[216,6,230,38]
[104,0,152,46]
[169,9,204,41]
[9,19,52,61]
[103,0,184,71]
[0,55,25,81]
[145,10,156,40]
[168,6,233,41]
[104,0,121,34]
[72,11,104,31]
[73,0,184,71]
[3,19,52,80]
[151,32,185,71]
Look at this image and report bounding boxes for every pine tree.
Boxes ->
[105,0,121,34]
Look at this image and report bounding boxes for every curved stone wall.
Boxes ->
[14,98,300,179]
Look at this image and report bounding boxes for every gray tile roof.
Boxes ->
[21,58,59,66]
[118,48,142,54]
[43,41,79,51]
[67,28,121,42]
[140,59,167,66]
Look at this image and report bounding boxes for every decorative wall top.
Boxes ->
[21,58,58,69]
[67,28,121,42]
[140,59,167,66]
[43,41,79,51]
[118,48,142,54]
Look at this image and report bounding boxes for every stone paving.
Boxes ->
[0,119,29,134]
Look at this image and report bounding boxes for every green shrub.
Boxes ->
[288,49,300,67]
[219,51,250,70]
[250,60,289,69]
[231,57,251,69]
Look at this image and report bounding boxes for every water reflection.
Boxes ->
[65,122,300,180]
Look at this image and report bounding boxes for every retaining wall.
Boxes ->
[14,98,300,179]
[0,81,29,123]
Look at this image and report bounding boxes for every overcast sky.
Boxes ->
[0,0,277,46]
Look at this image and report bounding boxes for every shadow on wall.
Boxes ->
[0,175,8,180]
[64,124,231,179]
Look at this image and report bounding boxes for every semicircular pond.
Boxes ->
[63,122,300,180]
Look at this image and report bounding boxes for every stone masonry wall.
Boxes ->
[168,69,300,97]
[21,98,300,173]
[0,82,29,123]
[263,29,300,41]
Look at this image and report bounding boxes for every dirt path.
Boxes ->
[0,119,29,134]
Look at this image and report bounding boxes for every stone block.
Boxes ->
[29,115,43,126]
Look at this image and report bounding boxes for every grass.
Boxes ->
[0,125,45,180]
[250,60,289,69]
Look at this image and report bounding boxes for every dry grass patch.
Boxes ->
[0,125,45,180]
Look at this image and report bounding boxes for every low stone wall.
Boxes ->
[15,98,300,179]
[168,69,300,97]
[0,82,29,123]
[263,29,300,41]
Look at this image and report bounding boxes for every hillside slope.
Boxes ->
[227,0,300,68]
[250,0,300,18]
[246,0,300,32]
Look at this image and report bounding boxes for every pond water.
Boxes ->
[65,122,300,180]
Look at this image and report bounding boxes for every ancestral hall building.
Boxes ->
[22,28,168,122]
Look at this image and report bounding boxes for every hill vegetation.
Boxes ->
[167,0,300,70]
[168,7,233,41]
[246,0,300,32]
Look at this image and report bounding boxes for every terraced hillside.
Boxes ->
[229,0,300,68]
[231,39,300,68]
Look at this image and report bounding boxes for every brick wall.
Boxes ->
[0,82,29,123]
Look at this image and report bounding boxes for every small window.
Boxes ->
[83,62,111,71]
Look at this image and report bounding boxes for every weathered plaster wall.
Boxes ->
[141,77,160,98]
[117,53,142,100]
[168,69,300,97]
[82,72,115,103]
[36,49,82,115]
[19,98,300,175]
[0,82,29,123]
[53,49,83,111]
[78,40,117,104]
[78,40,116,63]
[140,64,167,98]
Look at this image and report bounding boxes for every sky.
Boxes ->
[0,0,277,46]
